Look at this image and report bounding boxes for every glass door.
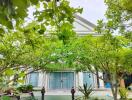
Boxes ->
[49,72,74,90]
[49,72,61,89]
[29,72,39,87]
[62,72,74,89]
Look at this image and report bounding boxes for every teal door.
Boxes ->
[62,72,74,89]
[49,72,74,90]
[83,72,94,87]
[49,72,61,89]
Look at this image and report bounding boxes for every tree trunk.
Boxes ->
[114,83,118,100]
[96,70,100,88]
[110,73,118,100]
[111,83,118,100]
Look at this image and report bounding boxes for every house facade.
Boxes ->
[25,15,105,91]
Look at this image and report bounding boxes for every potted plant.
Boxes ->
[17,85,33,93]
[27,85,33,92]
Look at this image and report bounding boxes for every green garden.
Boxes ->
[0,0,132,100]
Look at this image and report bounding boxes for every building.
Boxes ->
[25,15,105,91]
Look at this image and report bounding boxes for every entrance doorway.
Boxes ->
[49,72,74,90]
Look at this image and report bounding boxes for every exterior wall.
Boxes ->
[26,71,106,91]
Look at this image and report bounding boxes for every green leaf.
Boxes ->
[4,69,14,76]
[0,96,11,100]
[30,0,39,5]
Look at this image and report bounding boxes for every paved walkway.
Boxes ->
[21,89,132,99]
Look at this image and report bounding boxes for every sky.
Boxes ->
[70,0,107,24]
[27,0,107,25]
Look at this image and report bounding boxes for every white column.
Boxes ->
[38,72,44,87]
[45,72,48,90]
[93,74,97,88]
[78,72,83,87]
[98,72,104,88]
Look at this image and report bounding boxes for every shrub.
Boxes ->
[119,87,128,100]
[0,96,11,100]
[17,85,33,93]
[77,83,93,100]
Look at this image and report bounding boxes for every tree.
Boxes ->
[118,0,132,11]
[0,0,42,29]
[0,0,82,37]
[0,0,82,89]
[96,0,132,40]
[94,1,132,99]
[0,28,43,87]
[34,0,82,44]
[71,34,132,100]
[96,35,131,100]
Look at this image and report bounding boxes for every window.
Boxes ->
[29,72,39,87]
[83,72,94,87]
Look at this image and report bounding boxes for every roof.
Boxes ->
[74,14,97,36]
[45,14,98,36]
[75,14,96,28]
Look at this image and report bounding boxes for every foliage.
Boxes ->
[77,84,93,100]
[69,34,132,100]
[0,0,82,89]
[0,96,11,100]
[0,0,41,29]
[96,0,132,40]
[0,24,51,88]
[118,0,132,11]
[0,0,82,41]
[0,1,130,100]
[0,29,49,87]
[0,87,20,99]
[34,0,82,44]
[119,87,128,100]
[70,34,132,72]
[17,85,33,93]
[95,1,132,99]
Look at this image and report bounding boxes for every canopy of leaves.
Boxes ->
[69,34,132,74]
[34,0,82,44]
[96,0,132,40]
[0,0,43,29]
[0,0,82,88]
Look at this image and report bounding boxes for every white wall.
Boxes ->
[98,72,104,88]
[77,72,83,87]
[38,72,45,87]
